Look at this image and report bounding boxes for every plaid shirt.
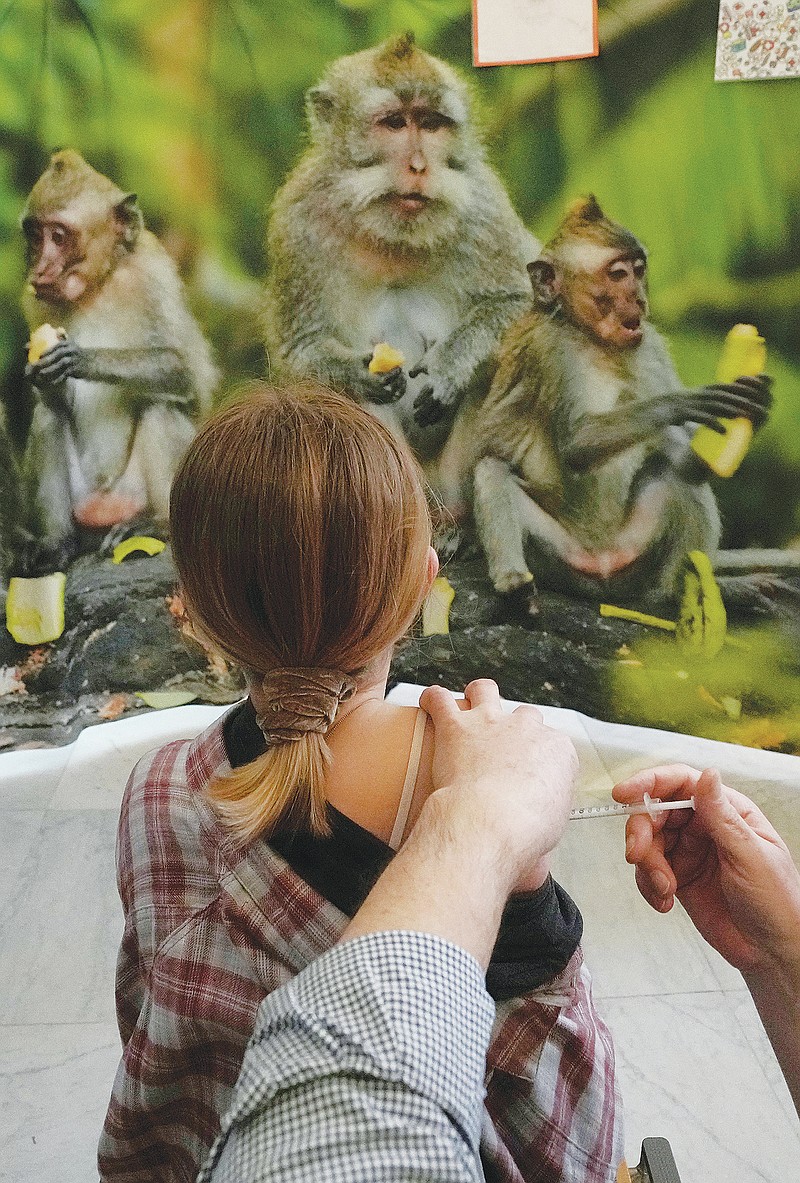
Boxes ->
[98,711,623,1183]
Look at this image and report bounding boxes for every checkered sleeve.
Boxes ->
[197,931,495,1183]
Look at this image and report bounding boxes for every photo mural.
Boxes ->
[0,0,797,751]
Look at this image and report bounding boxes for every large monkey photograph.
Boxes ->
[0,3,796,747]
[1,5,800,1182]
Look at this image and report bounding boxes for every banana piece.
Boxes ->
[27,323,66,364]
[368,342,405,374]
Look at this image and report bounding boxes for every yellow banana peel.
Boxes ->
[422,576,456,636]
[6,572,67,645]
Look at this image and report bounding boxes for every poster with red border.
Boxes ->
[473,0,598,67]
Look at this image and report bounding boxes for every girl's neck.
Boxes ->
[328,647,393,731]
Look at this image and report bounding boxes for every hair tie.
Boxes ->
[251,667,356,746]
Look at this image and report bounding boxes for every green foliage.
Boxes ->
[0,0,797,540]
[608,621,800,754]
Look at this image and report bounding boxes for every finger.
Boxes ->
[624,813,657,861]
[699,392,769,421]
[37,361,69,381]
[418,684,460,726]
[370,388,397,406]
[704,381,753,395]
[462,679,501,709]
[511,702,543,723]
[613,763,701,805]
[689,414,727,432]
[625,819,677,891]
[690,767,762,856]
[634,864,676,913]
[753,372,773,391]
[734,374,773,396]
[695,395,767,417]
[720,393,772,416]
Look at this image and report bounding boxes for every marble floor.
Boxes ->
[1,690,799,1182]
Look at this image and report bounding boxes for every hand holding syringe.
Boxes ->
[570,794,696,821]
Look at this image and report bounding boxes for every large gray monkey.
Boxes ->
[264,33,538,463]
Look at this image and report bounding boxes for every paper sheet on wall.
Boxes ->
[473,0,598,67]
[716,1,800,81]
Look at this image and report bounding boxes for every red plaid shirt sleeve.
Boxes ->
[98,714,623,1183]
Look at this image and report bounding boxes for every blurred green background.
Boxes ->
[1,0,798,546]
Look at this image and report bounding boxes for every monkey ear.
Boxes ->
[115,193,143,249]
[528,259,559,309]
[307,83,336,129]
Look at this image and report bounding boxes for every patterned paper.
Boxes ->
[473,0,598,67]
[716,2,800,81]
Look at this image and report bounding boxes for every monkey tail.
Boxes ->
[714,548,800,574]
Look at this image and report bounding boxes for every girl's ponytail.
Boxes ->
[208,734,331,842]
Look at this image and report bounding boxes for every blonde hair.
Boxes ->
[169,382,433,843]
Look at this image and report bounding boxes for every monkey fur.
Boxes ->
[21,150,218,570]
[264,33,538,463]
[467,197,772,608]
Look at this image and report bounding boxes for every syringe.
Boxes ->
[570,794,696,821]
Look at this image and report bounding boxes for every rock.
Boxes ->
[0,542,797,752]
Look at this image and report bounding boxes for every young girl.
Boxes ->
[99,382,622,1182]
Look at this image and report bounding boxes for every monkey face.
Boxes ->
[337,95,473,250]
[22,151,142,310]
[23,216,90,306]
[564,247,649,351]
[23,208,121,308]
[372,102,455,203]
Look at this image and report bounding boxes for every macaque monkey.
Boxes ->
[21,150,218,569]
[470,197,772,607]
[264,33,538,462]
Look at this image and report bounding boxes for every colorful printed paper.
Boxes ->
[716,2,800,81]
[473,0,598,67]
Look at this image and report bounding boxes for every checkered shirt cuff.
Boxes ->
[198,931,495,1182]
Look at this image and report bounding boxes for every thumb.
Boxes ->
[692,768,756,863]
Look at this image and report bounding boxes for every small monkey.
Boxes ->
[470,197,772,607]
[21,150,218,569]
[264,33,538,462]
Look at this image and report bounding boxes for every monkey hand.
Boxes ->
[415,380,460,426]
[26,339,88,387]
[410,352,465,427]
[410,359,449,425]
[674,375,773,431]
[701,373,773,430]
[360,354,407,404]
